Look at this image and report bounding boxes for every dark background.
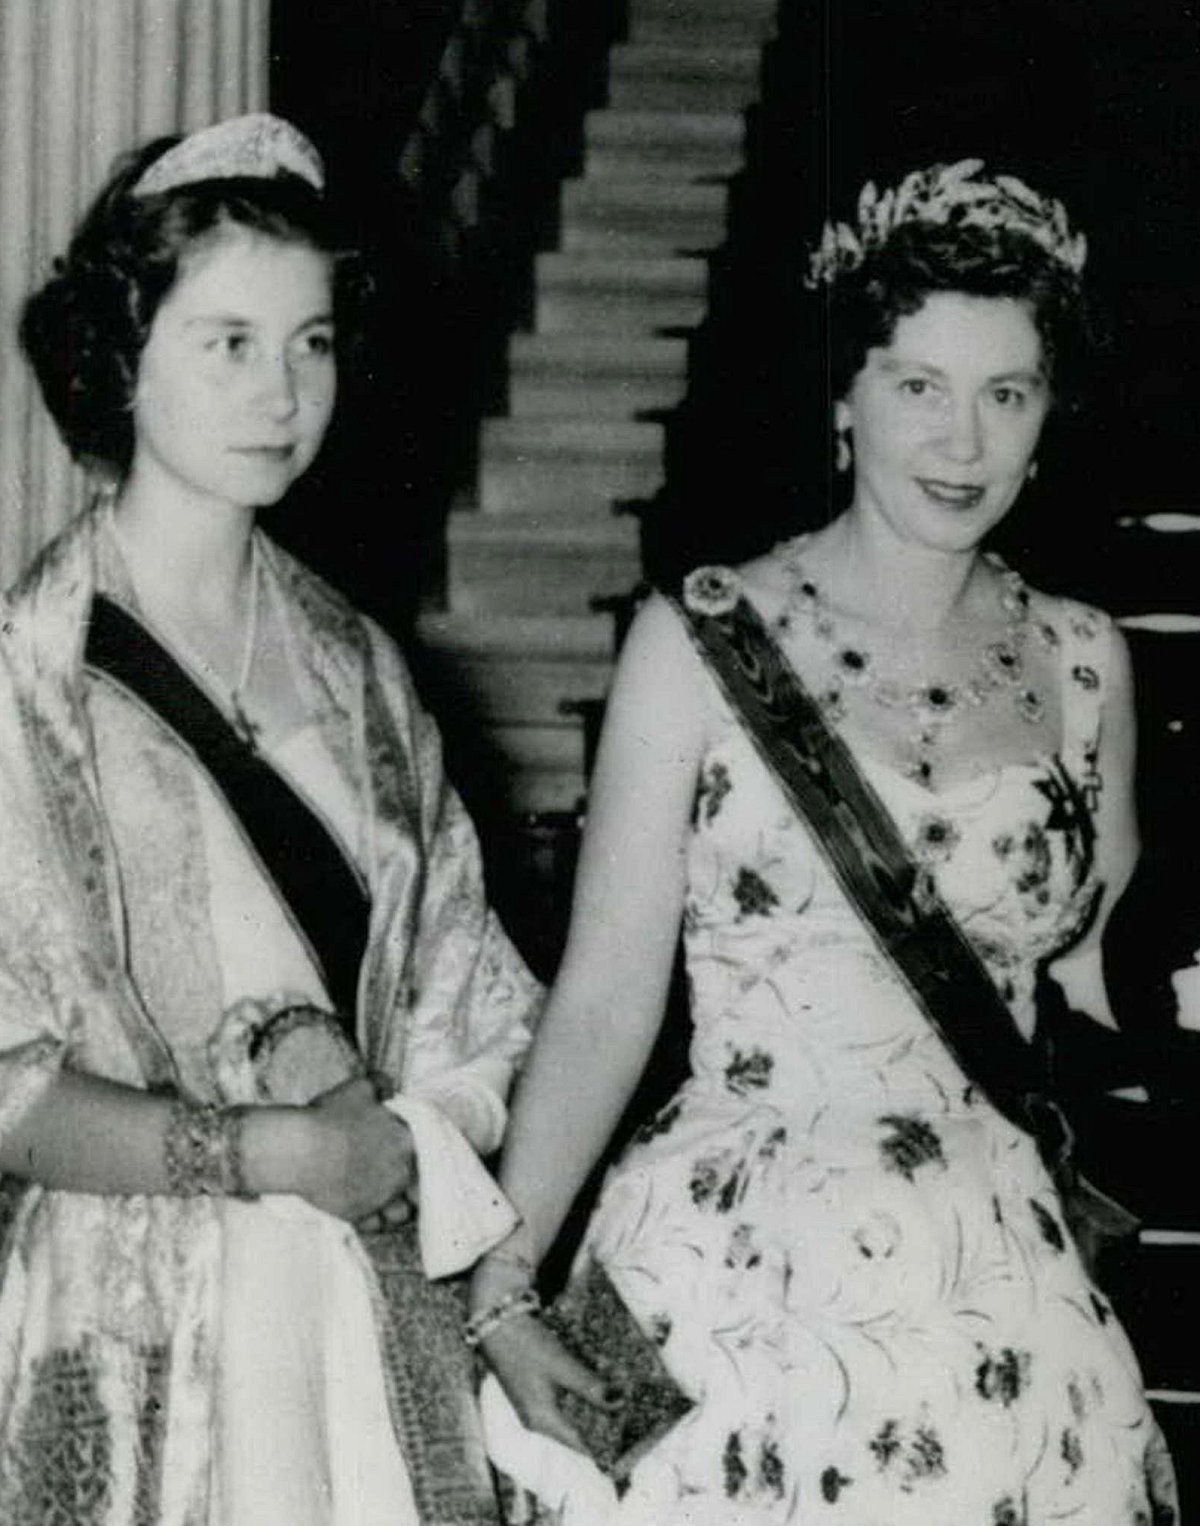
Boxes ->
[265,0,1200,1028]
[267,0,1200,619]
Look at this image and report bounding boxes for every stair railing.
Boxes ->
[398,0,624,269]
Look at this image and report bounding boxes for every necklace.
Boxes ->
[226,541,262,746]
[774,537,1048,788]
[110,521,263,748]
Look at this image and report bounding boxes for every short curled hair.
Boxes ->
[20,135,370,481]
[826,219,1096,412]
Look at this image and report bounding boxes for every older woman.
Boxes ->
[471,162,1177,1524]
[0,114,539,1525]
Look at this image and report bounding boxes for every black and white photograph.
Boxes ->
[0,1,1197,1521]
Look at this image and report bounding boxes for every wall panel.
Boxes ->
[0,0,269,582]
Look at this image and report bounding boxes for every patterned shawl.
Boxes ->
[0,507,540,1525]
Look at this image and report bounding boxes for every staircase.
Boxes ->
[419,0,778,815]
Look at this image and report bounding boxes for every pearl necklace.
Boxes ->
[774,538,1048,788]
[111,522,263,747]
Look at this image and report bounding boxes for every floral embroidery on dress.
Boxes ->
[725,1222,763,1270]
[724,1046,773,1094]
[914,813,961,863]
[1061,1427,1084,1478]
[732,866,780,918]
[693,760,732,826]
[868,1417,947,1490]
[722,1426,786,1503]
[975,1345,1032,1407]
[633,1096,682,1145]
[877,1113,946,1180]
[1030,1197,1067,1252]
[992,823,1053,903]
[690,1149,747,1213]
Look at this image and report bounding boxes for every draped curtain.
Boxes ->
[0,0,269,584]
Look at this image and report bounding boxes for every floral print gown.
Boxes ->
[493,587,1177,1526]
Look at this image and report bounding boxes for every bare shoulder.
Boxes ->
[597,586,731,784]
[609,590,706,722]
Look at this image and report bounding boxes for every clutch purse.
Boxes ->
[542,1256,694,1492]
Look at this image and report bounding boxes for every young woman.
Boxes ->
[1,114,539,1524]
[471,162,1177,1524]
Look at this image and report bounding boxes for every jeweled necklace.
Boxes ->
[774,537,1046,788]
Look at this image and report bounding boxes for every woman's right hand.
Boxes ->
[481,1313,618,1455]
[300,1076,417,1221]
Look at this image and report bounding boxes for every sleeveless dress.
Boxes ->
[485,587,1177,1526]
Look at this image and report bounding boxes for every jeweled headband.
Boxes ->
[805,158,1086,289]
[131,112,324,199]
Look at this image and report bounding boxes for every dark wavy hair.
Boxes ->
[827,219,1096,411]
[20,135,370,482]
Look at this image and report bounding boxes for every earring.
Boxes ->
[835,429,852,473]
[1026,459,1039,483]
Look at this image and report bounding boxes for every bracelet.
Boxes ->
[463,1287,542,1348]
[164,1099,254,1198]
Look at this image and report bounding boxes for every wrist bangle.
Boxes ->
[464,1286,542,1348]
[164,1099,255,1199]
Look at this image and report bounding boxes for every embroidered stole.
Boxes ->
[671,588,1138,1266]
[85,594,369,1031]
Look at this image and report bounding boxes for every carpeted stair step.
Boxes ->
[631,0,777,23]
[480,723,591,813]
[479,418,666,514]
[560,174,729,255]
[606,41,762,113]
[582,108,746,182]
[507,333,689,418]
[629,2,778,50]
[535,251,709,333]
[416,611,613,729]
[446,510,642,616]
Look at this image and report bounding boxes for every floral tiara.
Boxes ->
[805,158,1087,289]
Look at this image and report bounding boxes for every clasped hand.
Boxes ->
[306,1076,416,1226]
[481,1307,620,1456]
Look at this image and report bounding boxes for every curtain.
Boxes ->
[0,0,269,584]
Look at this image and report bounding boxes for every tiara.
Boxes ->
[131,113,324,199]
[805,158,1086,289]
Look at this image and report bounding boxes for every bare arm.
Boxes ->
[487,595,707,1268]
[0,1069,413,1220]
[1048,620,1139,1027]
[470,595,708,1446]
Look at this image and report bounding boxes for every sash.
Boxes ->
[671,585,1138,1269]
[85,594,370,1030]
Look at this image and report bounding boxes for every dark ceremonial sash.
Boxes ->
[671,586,1138,1263]
[85,594,369,1031]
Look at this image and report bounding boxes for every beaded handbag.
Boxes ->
[543,1256,694,1493]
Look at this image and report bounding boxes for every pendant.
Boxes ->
[230,695,261,750]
